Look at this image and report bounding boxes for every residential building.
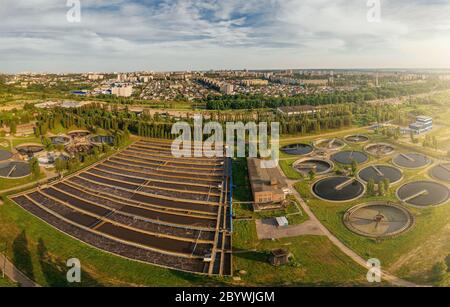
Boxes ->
[112,86,133,97]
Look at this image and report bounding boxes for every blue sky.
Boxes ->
[1,0,450,73]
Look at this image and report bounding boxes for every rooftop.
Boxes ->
[247,158,287,193]
[277,105,316,114]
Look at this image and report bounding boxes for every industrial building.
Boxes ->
[402,115,433,134]
[247,158,288,210]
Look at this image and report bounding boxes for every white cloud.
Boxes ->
[0,0,450,72]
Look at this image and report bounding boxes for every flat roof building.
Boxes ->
[112,86,133,97]
[408,115,433,134]
[247,158,288,210]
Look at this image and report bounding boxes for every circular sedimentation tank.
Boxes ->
[392,153,431,169]
[293,158,333,176]
[0,161,31,179]
[312,176,366,202]
[16,144,44,157]
[429,163,450,183]
[365,143,395,156]
[313,138,345,151]
[50,135,71,146]
[344,202,414,238]
[345,134,369,144]
[397,181,449,207]
[89,135,115,145]
[281,143,313,156]
[0,149,13,162]
[331,150,369,165]
[358,165,403,184]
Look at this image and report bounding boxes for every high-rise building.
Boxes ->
[112,86,133,97]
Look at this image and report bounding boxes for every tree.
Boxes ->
[367,179,376,196]
[29,157,40,179]
[308,170,316,181]
[9,121,17,134]
[55,157,67,173]
[382,178,390,194]
[351,160,358,176]
[378,182,385,196]
[410,131,416,143]
[431,261,447,283]
[432,136,438,151]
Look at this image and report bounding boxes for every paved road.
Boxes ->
[280,166,420,287]
[0,254,39,287]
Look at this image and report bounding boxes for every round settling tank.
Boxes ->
[312,176,365,202]
[331,150,369,165]
[429,163,450,183]
[343,202,414,238]
[293,158,333,176]
[365,143,395,156]
[313,138,345,151]
[345,135,369,144]
[393,153,431,169]
[397,181,449,207]
[0,161,31,178]
[0,149,13,162]
[358,165,403,184]
[281,143,314,156]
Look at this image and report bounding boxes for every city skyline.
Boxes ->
[1,0,450,73]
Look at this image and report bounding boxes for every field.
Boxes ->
[232,220,369,286]
[0,276,17,287]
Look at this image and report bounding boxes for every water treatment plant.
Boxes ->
[1,112,450,289]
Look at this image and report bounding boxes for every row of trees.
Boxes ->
[54,143,113,173]
[203,82,450,110]
[31,103,405,142]
[367,179,391,197]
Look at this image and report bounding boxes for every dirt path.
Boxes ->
[279,165,420,287]
[0,254,39,287]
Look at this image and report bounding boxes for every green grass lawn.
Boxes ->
[0,276,18,287]
[0,173,45,192]
[232,220,369,286]
[279,159,303,180]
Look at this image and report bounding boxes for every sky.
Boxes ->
[1,0,450,73]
